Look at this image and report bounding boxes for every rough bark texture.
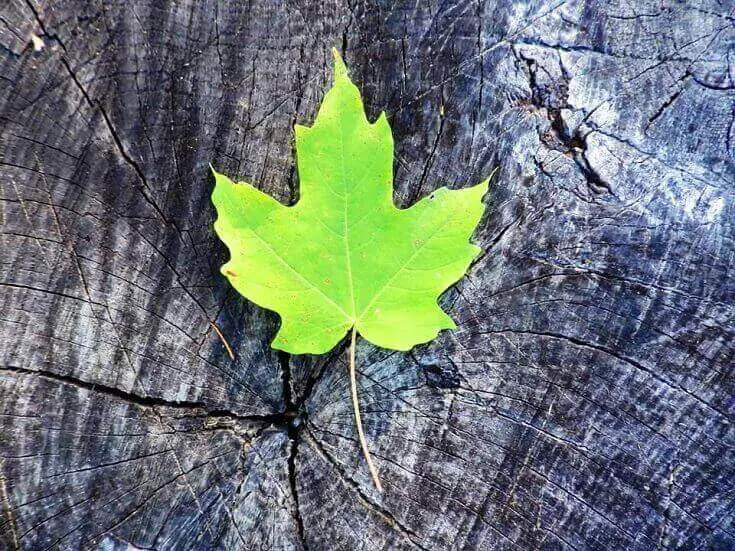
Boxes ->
[1,0,734,549]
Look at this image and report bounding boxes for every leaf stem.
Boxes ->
[348,326,383,492]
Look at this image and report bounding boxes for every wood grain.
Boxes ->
[1,0,733,549]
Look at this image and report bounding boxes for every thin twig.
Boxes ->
[209,320,235,360]
[0,459,19,550]
[348,327,383,492]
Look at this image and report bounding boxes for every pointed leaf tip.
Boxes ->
[331,47,348,79]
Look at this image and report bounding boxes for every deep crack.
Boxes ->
[1,364,291,425]
[279,351,309,550]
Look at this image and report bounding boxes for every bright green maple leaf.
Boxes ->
[211,50,488,356]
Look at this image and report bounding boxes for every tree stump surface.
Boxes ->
[1,0,733,549]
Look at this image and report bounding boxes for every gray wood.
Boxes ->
[1,0,733,549]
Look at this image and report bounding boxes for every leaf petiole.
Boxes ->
[348,326,383,492]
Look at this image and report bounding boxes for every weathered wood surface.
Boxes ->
[1,0,734,549]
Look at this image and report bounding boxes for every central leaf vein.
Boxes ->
[340,118,357,321]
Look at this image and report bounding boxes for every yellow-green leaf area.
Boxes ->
[212,50,488,354]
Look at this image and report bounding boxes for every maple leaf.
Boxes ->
[211,50,488,356]
[211,49,489,492]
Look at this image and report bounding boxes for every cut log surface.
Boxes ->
[1,0,733,549]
